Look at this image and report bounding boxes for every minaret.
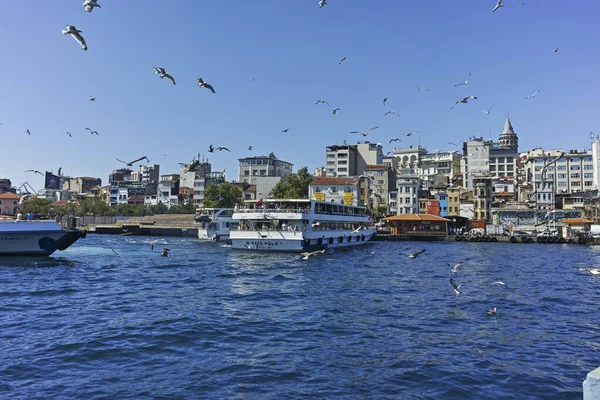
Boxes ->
[498,115,518,151]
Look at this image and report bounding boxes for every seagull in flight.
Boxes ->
[447,261,463,273]
[351,126,379,137]
[385,111,400,117]
[85,127,98,135]
[247,145,253,151]
[83,0,101,12]
[315,99,329,106]
[332,108,340,114]
[383,97,388,106]
[450,278,463,295]
[300,249,326,260]
[111,248,120,256]
[492,0,504,12]
[486,307,497,315]
[580,268,600,276]
[478,105,494,115]
[115,156,150,166]
[490,281,509,287]
[518,0,524,4]
[448,142,458,146]
[26,129,31,136]
[318,0,327,7]
[389,138,401,143]
[408,249,426,258]
[352,226,362,234]
[208,145,231,153]
[89,96,96,101]
[526,90,539,99]
[66,131,72,137]
[339,56,348,64]
[281,128,289,133]
[160,248,170,257]
[153,67,176,85]
[62,25,87,51]
[404,131,418,137]
[552,48,559,53]
[25,170,44,176]
[451,96,477,109]
[197,78,215,93]
[454,72,471,87]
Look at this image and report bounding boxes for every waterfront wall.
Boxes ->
[584,367,600,400]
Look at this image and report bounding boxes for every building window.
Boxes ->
[244,171,250,176]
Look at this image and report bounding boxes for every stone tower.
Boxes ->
[498,116,519,151]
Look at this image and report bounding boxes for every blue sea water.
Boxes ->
[0,234,599,399]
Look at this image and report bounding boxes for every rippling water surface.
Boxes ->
[1,234,599,399]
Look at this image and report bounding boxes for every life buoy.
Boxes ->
[427,201,432,206]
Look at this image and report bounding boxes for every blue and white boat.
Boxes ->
[0,219,85,256]
[195,208,236,241]
[230,199,376,252]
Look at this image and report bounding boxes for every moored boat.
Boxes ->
[229,199,375,252]
[0,219,85,256]
[195,208,236,241]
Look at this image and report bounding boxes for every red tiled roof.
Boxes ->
[0,193,21,199]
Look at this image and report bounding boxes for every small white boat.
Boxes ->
[195,208,236,242]
[230,199,376,252]
[0,219,85,256]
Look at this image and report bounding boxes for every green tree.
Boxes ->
[202,182,243,208]
[76,198,113,216]
[48,203,77,219]
[19,198,52,217]
[270,167,313,199]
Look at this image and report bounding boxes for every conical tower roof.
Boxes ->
[498,116,518,150]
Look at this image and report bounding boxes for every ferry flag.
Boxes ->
[255,198,263,207]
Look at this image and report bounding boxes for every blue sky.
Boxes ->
[1,1,598,191]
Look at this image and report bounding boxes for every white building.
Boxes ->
[309,177,369,206]
[325,141,383,178]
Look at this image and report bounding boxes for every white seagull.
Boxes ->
[404,131,418,137]
[451,96,477,109]
[492,0,504,12]
[83,0,101,12]
[389,137,401,143]
[197,78,215,93]
[339,56,348,64]
[315,99,329,106]
[553,48,559,53]
[579,268,600,276]
[478,105,494,115]
[526,90,539,99]
[350,126,379,137]
[448,261,463,273]
[332,108,340,114]
[490,281,508,287]
[385,111,400,117]
[486,307,497,315]
[383,97,388,106]
[450,278,463,295]
[153,67,176,85]
[300,249,326,260]
[89,96,96,101]
[408,249,426,258]
[454,72,471,87]
[318,0,327,8]
[62,25,87,51]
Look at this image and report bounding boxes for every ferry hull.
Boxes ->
[0,229,83,256]
[230,229,376,252]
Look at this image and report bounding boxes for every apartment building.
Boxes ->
[325,141,383,178]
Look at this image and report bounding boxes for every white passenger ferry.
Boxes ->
[229,199,376,252]
[195,208,236,242]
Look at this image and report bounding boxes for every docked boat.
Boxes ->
[229,199,376,252]
[195,208,236,241]
[0,219,85,256]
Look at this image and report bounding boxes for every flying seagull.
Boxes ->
[315,99,329,106]
[160,248,170,257]
[553,48,559,53]
[115,156,150,166]
[490,281,508,287]
[389,137,401,143]
[448,261,463,273]
[404,131,418,137]
[281,128,289,133]
[332,108,340,114]
[486,307,497,315]
[57,167,62,176]
[454,72,471,87]
[450,278,463,295]
[350,126,379,137]
[518,0,524,4]
[89,96,96,101]
[300,249,326,260]
[85,127,98,135]
[26,129,31,136]
[478,104,494,115]
[492,0,504,12]
[247,145,253,151]
[208,145,231,153]
[451,96,478,109]
[62,25,87,51]
[111,248,120,256]
[153,67,175,85]
[526,90,539,99]
[580,268,600,276]
[197,78,215,93]
[383,97,388,106]
[66,131,72,137]
[339,56,348,64]
[408,249,426,258]
[25,170,44,176]
[448,142,458,146]
[385,111,400,117]
[83,0,101,12]
[318,0,327,7]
